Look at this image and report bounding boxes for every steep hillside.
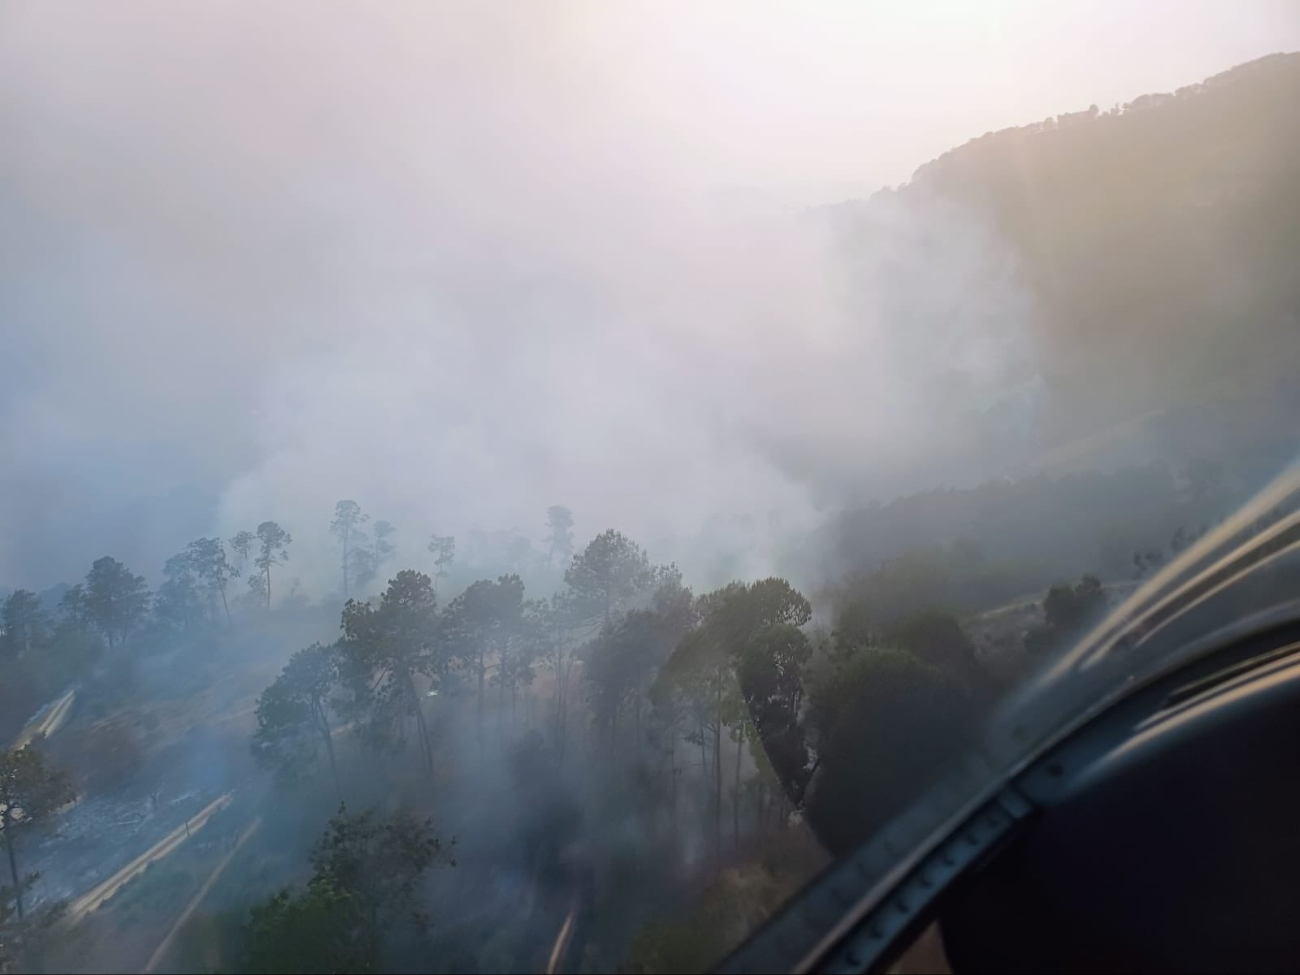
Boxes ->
[901,52,1300,461]
[805,54,1300,584]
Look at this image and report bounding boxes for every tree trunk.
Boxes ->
[264,566,272,610]
[416,704,433,777]
[4,810,22,920]
[367,904,380,967]
[555,695,566,763]
[342,535,350,600]
[318,700,342,803]
[498,655,507,746]
[407,675,433,777]
[714,679,723,865]
[555,684,566,764]
[476,651,486,756]
[555,642,571,765]
[633,696,641,755]
[733,729,743,851]
[669,737,679,835]
[219,582,231,627]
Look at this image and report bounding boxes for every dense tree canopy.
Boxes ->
[330,500,369,600]
[565,529,653,626]
[154,551,206,633]
[253,642,345,798]
[340,571,442,773]
[81,556,149,649]
[441,574,538,741]
[185,537,239,625]
[1025,573,1110,654]
[253,521,292,609]
[803,645,979,856]
[239,808,449,974]
[0,591,47,659]
[427,535,455,595]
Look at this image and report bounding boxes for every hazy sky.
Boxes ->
[2,1,1297,590]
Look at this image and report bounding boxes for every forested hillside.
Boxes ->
[913,52,1299,439]
[803,52,1300,584]
[825,52,1300,486]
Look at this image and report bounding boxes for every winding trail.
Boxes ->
[64,792,235,923]
[143,815,262,973]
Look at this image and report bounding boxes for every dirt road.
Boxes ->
[143,815,262,973]
[14,688,76,747]
[64,791,235,923]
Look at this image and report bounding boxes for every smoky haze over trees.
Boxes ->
[252,643,345,800]
[251,523,291,610]
[0,8,1297,970]
[67,557,149,651]
[330,501,368,601]
[2,501,1041,970]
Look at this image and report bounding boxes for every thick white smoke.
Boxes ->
[2,2,1040,591]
